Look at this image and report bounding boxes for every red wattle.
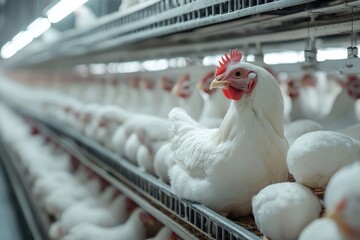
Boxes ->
[228,86,244,100]
[222,89,231,99]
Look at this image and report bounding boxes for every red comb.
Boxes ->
[347,75,359,83]
[216,49,243,76]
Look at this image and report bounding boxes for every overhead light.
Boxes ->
[11,31,33,51]
[264,51,305,64]
[47,0,88,23]
[27,17,51,38]
[116,61,142,73]
[202,55,222,66]
[143,59,169,71]
[1,42,17,59]
[1,17,51,59]
[317,48,346,61]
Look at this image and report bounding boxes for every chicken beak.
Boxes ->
[210,76,228,89]
[196,82,202,89]
[171,84,180,95]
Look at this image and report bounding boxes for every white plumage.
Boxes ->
[284,119,323,146]
[49,194,135,238]
[154,143,174,183]
[287,131,360,190]
[320,75,360,130]
[325,163,360,233]
[44,178,102,218]
[168,54,288,217]
[299,218,343,240]
[252,182,321,240]
[171,73,204,121]
[63,208,162,240]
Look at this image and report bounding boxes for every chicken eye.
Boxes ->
[233,70,243,78]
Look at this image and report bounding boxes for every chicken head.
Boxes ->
[287,79,300,99]
[171,74,192,98]
[346,75,360,99]
[161,75,176,92]
[197,70,217,95]
[210,49,258,101]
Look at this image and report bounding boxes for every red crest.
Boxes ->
[216,49,243,76]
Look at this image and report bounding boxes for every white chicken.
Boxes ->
[171,73,204,121]
[63,208,162,240]
[102,76,118,105]
[252,182,321,240]
[87,105,130,146]
[49,194,137,238]
[158,75,179,118]
[44,177,104,218]
[32,165,88,199]
[324,162,360,236]
[287,131,360,190]
[168,49,288,217]
[139,77,162,115]
[112,114,169,158]
[300,163,360,240]
[338,123,360,140]
[154,143,173,183]
[320,75,360,130]
[286,78,316,121]
[126,76,142,113]
[197,70,229,128]
[299,218,344,240]
[284,119,323,146]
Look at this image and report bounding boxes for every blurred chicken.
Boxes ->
[287,131,360,191]
[168,50,288,217]
[44,176,105,218]
[300,163,360,240]
[287,78,317,121]
[171,73,204,121]
[63,208,162,240]
[154,143,173,183]
[252,182,321,240]
[284,119,323,146]
[49,194,137,238]
[159,75,179,117]
[102,76,118,105]
[86,105,130,146]
[320,75,360,130]
[198,70,229,128]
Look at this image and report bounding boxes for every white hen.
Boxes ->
[284,119,323,146]
[49,194,137,238]
[320,75,360,130]
[168,50,288,217]
[63,208,162,240]
[287,131,360,190]
[197,70,229,128]
[171,73,204,121]
[252,182,321,240]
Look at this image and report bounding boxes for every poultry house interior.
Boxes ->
[0,0,360,240]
